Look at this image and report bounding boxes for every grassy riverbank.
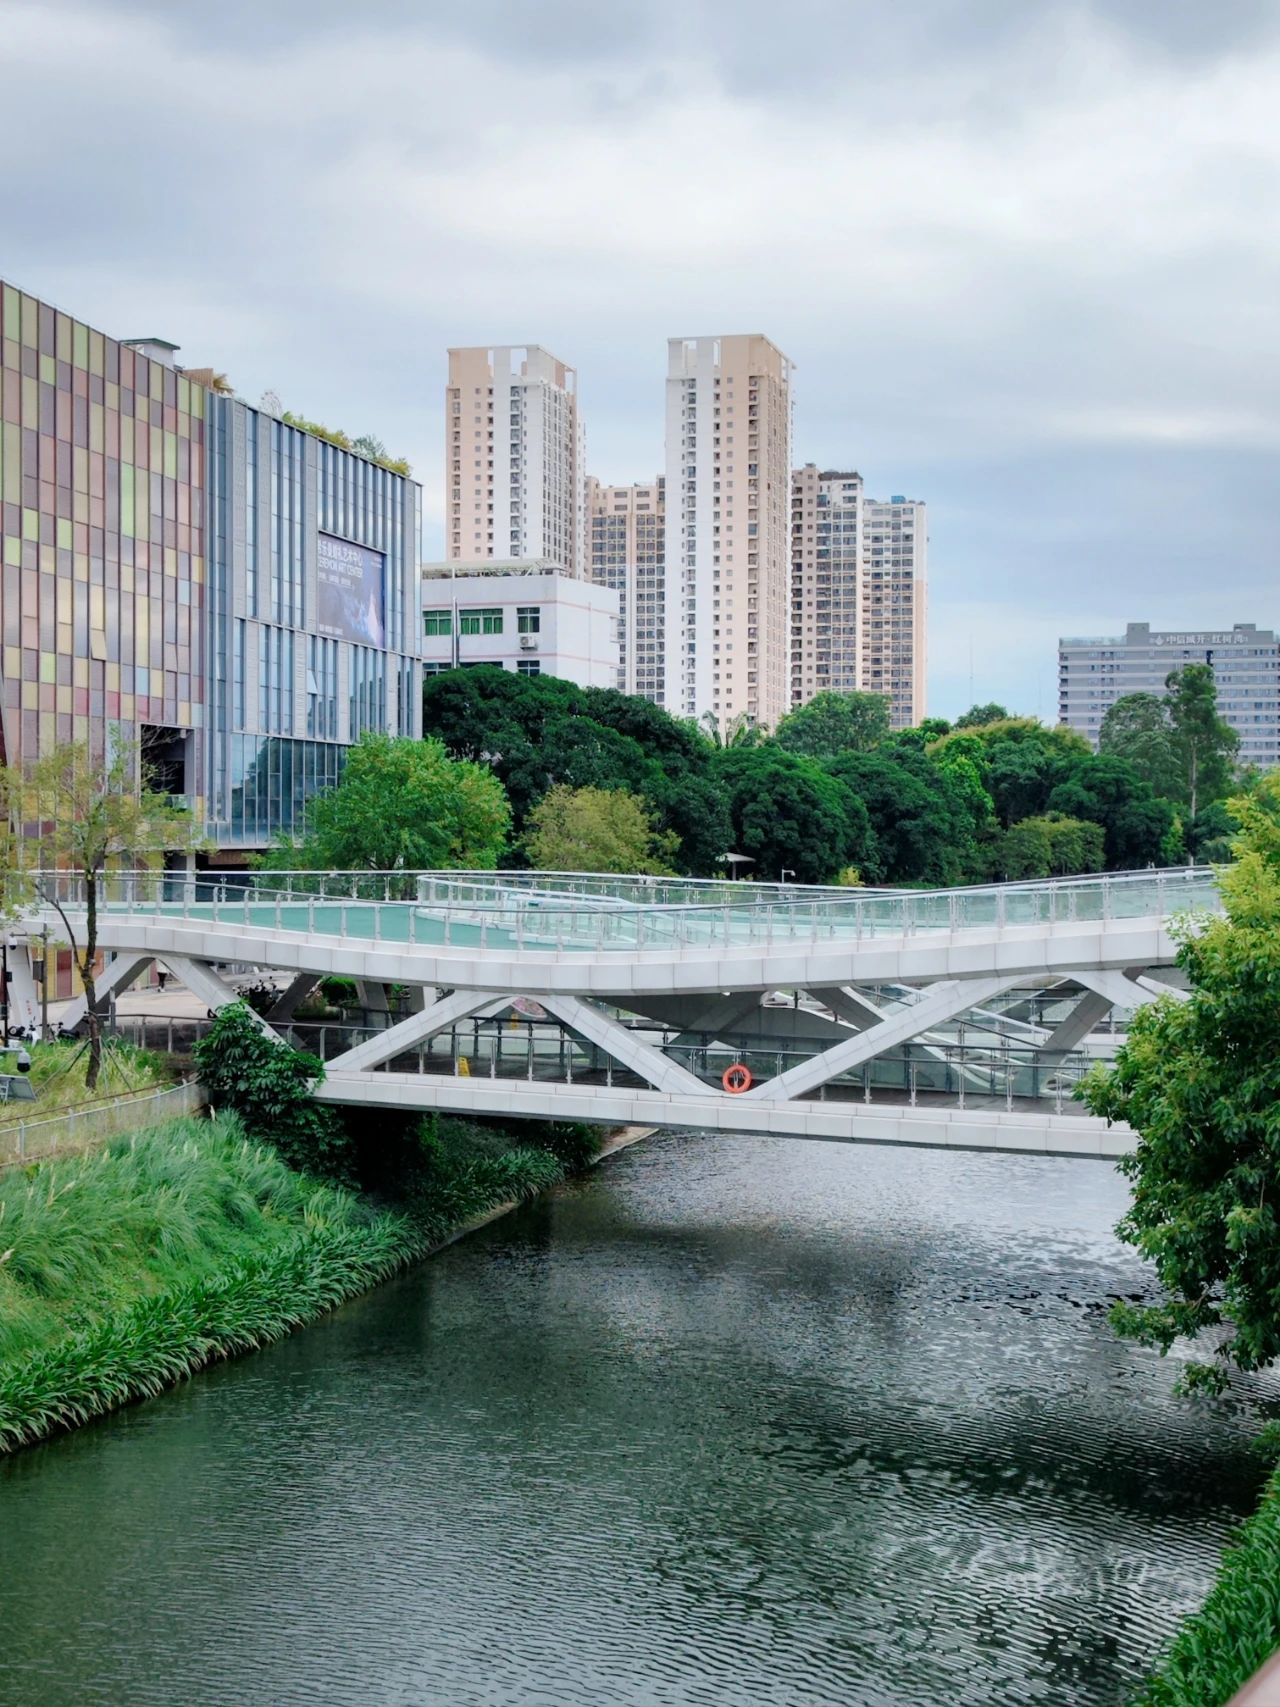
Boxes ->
[0,1110,598,1453]
[1135,1461,1280,1707]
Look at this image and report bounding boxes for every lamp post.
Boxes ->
[1,936,8,1048]
[780,868,796,886]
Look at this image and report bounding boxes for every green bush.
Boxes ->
[194,1002,354,1182]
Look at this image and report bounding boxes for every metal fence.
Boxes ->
[0,1080,205,1168]
[25,865,1223,956]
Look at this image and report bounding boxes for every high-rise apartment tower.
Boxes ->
[790,467,864,706]
[664,335,793,732]
[445,346,584,576]
[586,475,665,699]
[789,467,928,729]
[861,494,927,728]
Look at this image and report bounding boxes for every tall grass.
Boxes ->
[0,1110,601,1452]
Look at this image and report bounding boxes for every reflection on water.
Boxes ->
[0,1131,1263,1707]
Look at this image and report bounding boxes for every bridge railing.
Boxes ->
[27,866,1221,954]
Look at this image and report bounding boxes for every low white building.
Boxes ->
[421,559,619,689]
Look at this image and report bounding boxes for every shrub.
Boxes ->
[193,1002,354,1182]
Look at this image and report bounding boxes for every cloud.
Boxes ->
[3,0,1277,718]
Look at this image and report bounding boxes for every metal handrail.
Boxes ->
[22,865,1222,955]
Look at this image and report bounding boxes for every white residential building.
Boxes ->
[445,346,585,576]
[586,475,665,700]
[421,561,618,690]
[664,334,794,734]
[790,466,864,707]
[789,468,928,729]
[1059,621,1280,769]
[861,494,928,729]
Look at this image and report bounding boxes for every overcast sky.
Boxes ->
[3,0,1276,717]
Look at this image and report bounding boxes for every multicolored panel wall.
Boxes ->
[0,279,205,805]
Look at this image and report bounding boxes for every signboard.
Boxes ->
[317,534,386,647]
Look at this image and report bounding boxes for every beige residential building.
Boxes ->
[586,476,665,699]
[861,494,928,728]
[445,345,585,575]
[790,466,928,730]
[664,335,794,733]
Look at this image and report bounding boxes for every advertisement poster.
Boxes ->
[317,533,386,647]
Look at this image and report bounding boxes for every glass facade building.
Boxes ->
[0,280,207,804]
[1,277,422,858]
[205,394,422,847]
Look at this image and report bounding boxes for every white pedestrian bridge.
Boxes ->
[30,866,1220,1161]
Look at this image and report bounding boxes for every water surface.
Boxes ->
[0,1131,1262,1706]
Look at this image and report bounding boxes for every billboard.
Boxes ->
[317,534,386,647]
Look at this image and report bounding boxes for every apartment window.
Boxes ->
[517,659,542,676]
[423,609,452,637]
[460,608,503,635]
[517,606,541,635]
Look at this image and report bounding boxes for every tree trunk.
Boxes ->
[82,870,100,1092]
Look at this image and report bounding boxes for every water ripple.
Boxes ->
[0,1130,1265,1707]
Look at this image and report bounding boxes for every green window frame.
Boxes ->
[460,607,503,636]
[517,606,541,634]
[424,608,452,637]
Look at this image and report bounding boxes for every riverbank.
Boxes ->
[1136,1458,1280,1707]
[0,1109,602,1454]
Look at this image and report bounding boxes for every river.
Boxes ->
[0,1130,1264,1706]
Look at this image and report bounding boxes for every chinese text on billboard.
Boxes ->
[317,534,386,647]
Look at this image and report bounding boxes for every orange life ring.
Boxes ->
[722,1063,753,1094]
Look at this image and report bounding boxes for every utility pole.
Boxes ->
[40,926,50,1044]
[1,937,8,1048]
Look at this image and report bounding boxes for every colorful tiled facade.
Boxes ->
[0,282,206,803]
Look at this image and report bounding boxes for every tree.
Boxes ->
[1166,664,1239,818]
[422,669,732,875]
[698,709,765,749]
[714,749,857,885]
[1047,753,1180,869]
[999,813,1105,879]
[194,1001,352,1180]
[827,746,971,885]
[523,786,679,875]
[265,732,510,871]
[774,691,891,759]
[999,818,1053,880]
[954,702,1009,730]
[1081,773,1280,1392]
[0,738,205,1089]
[1098,692,1181,799]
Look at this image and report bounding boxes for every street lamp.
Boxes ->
[780,868,796,885]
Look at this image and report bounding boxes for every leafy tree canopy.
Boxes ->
[1081,773,1280,1391]
[0,737,205,1087]
[774,690,891,760]
[714,748,859,885]
[1166,663,1240,818]
[954,702,1010,729]
[830,745,979,885]
[523,785,680,875]
[264,732,510,871]
[1047,752,1180,869]
[998,813,1106,880]
[423,667,730,873]
[1098,692,1182,799]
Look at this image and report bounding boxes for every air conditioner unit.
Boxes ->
[519,635,538,650]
